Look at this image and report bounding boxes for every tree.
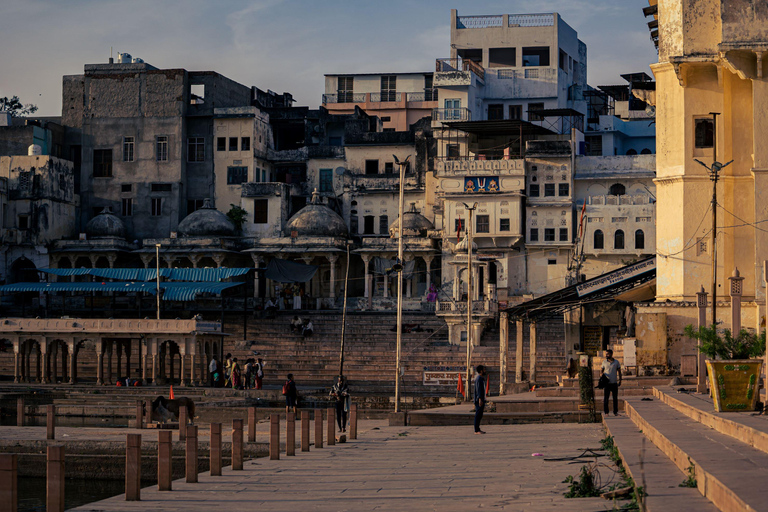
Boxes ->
[0,96,38,117]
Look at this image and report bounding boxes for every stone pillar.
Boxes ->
[68,343,76,384]
[16,398,24,427]
[135,401,144,430]
[328,254,338,299]
[151,353,158,385]
[212,254,225,268]
[499,312,509,395]
[13,352,19,384]
[529,322,537,384]
[301,411,310,452]
[269,414,280,460]
[729,268,744,335]
[326,407,335,446]
[189,255,200,269]
[185,425,198,483]
[350,403,358,440]
[383,273,389,298]
[46,446,65,512]
[251,255,263,299]
[515,320,524,383]
[425,256,434,291]
[314,410,323,448]
[115,342,122,383]
[179,406,187,441]
[180,352,187,387]
[286,412,296,456]
[210,423,222,476]
[362,255,371,298]
[696,286,708,394]
[96,351,104,386]
[47,405,55,440]
[189,352,197,387]
[406,275,413,298]
[125,434,141,501]
[158,431,172,491]
[232,419,243,470]
[106,342,113,385]
[41,345,49,384]
[0,454,18,511]
[248,407,257,443]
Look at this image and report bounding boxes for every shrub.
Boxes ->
[684,324,765,360]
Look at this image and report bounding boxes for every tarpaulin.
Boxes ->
[0,281,241,301]
[39,268,251,282]
[264,258,318,283]
[373,257,415,279]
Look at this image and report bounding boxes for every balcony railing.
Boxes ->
[588,194,652,206]
[406,89,438,102]
[323,91,438,105]
[435,299,498,316]
[508,13,555,27]
[435,157,524,176]
[436,58,485,81]
[370,92,401,102]
[322,93,366,104]
[432,107,471,122]
[456,15,504,29]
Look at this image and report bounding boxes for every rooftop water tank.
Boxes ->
[132,57,144,64]
[117,52,132,64]
[28,144,42,156]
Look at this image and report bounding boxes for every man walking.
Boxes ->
[330,375,350,433]
[602,349,622,416]
[208,355,218,388]
[474,365,487,435]
[283,373,298,414]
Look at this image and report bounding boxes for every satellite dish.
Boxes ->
[335,167,346,176]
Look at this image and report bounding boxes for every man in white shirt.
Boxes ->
[601,349,622,416]
[208,355,219,387]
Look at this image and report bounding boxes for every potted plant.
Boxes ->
[684,324,765,412]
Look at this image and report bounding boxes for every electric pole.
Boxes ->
[463,202,478,401]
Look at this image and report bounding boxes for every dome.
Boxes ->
[86,207,126,239]
[285,189,349,238]
[177,199,236,237]
[389,203,434,238]
[453,236,478,254]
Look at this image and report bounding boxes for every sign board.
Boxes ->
[423,365,466,386]
[195,321,222,333]
[623,338,637,366]
[464,176,500,193]
[576,258,655,297]
[583,326,602,356]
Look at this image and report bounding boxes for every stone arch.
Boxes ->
[19,339,42,383]
[47,339,69,384]
[9,257,37,284]
[158,340,181,385]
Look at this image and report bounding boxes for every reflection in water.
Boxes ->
[18,477,126,512]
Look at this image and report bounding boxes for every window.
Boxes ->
[641,148,652,154]
[337,76,354,103]
[121,198,133,216]
[123,136,134,162]
[329,136,342,146]
[585,135,602,156]
[444,99,461,120]
[319,168,333,192]
[365,160,379,175]
[380,75,397,101]
[93,149,113,177]
[241,137,251,152]
[350,215,359,234]
[559,228,568,241]
[228,137,237,151]
[151,198,163,216]
[544,183,555,197]
[695,118,714,148]
[187,137,205,162]
[379,215,389,234]
[476,215,490,233]
[522,46,550,67]
[609,183,626,196]
[227,166,248,185]
[529,184,540,197]
[528,102,545,121]
[635,229,645,249]
[559,49,567,70]
[626,149,637,155]
[544,228,555,241]
[548,259,557,265]
[382,162,393,174]
[156,136,168,161]
[187,199,205,213]
[253,199,268,224]
[489,47,516,68]
[121,184,132,193]
[509,105,522,120]
[381,116,391,122]
[363,215,375,235]
[558,183,569,196]
[529,228,539,242]
[614,230,625,249]
[594,230,604,249]
[488,104,504,120]
[18,215,29,230]
[150,183,172,192]
[190,84,205,104]
[499,218,510,231]
[217,137,226,151]
[447,144,460,160]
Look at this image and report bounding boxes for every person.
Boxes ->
[231,357,242,389]
[265,298,278,318]
[293,283,302,310]
[566,357,578,379]
[290,316,303,334]
[255,358,264,389]
[427,283,438,303]
[283,373,298,414]
[602,349,622,416]
[224,353,233,388]
[244,358,253,390]
[302,319,314,338]
[209,355,219,387]
[473,365,487,434]
[330,375,351,433]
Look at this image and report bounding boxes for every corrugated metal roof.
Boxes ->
[39,268,251,282]
[0,282,242,301]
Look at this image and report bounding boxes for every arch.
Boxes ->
[47,339,70,384]
[20,339,42,383]
[594,230,604,250]
[640,148,652,154]
[158,340,181,385]
[9,257,37,283]
[609,183,626,196]
[635,229,645,250]
[614,230,625,250]
[626,149,637,155]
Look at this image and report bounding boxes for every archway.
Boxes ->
[19,340,42,383]
[47,340,69,384]
[158,340,181,385]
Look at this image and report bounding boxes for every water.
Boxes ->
[18,477,126,511]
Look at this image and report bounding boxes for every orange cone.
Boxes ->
[169,385,175,400]
[457,374,465,399]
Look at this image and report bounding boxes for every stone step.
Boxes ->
[407,409,597,426]
[536,387,653,398]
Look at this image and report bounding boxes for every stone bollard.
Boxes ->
[286,412,295,456]
[158,430,172,491]
[16,398,24,427]
[144,400,152,426]
[248,407,257,443]
[350,403,358,440]
[0,454,18,511]
[125,434,141,501]
[179,406,187,441]
[47,405,56,440]
[135,400,144,429]
[210,423,222,476]
[301,411,310,452]
[327,407,336,446]
[314,410,323,449]
[186,425,198,483]
[46,446,65,512]
[232,419,243,470]
[269,414,280,460]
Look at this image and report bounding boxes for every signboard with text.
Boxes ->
[423,365,466,386]
[576,258,655,297]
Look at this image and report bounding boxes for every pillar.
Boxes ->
[185,425,198,483]
[696,286,708,394]
[251,255,263,299]
[269,414,280,460]
[151,354,158,385]
[314,410,323,448]
[115,342,122,383]
[179,406,187,442]
[362,255,371,298]
[326,407,335,446]
[125,434,141,501]
[41,347,49,384]
[350,403,358,440]
[0,454,18,511]
[68,343,76,384]
[729,268,744,336]
[383,273,389,298]
[210,423,222,476]
[328,254,338,299]
[529,322,537,384]
[286,412,296,456]
[248,407,257,443]
[515,320,524,383]
[106,342,113,385]
[232,419,243,470]
[301,411,310,452]
[499,311,509,395]
[46,446,65,512]
[97,347,104,385]
[16,398,23,427]
[180,352,187,387]
[158,431,172,491]
[135,401,144,430]
[189,352,197,386]
[47,405,55,440]
[425,256,434,291]
[13,352,19,384]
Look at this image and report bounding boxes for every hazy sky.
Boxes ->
[0,0,658,117]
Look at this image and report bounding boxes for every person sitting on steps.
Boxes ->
[290,316,303,334]
[302,319,314,338]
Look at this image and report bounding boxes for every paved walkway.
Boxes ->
[71,422,618,511]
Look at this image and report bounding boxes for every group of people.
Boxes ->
[281,374,351,433]
[290,316,314,338]
[208,354,264,390]
[265,284,305,312]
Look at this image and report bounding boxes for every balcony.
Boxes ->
[435,157,524,176]
[435,58,485,83]
[432,107,472,123]
[587,194,652,206]
[435,299,498,318]
[322,90,438,106]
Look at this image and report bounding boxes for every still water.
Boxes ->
[19,477,126,511]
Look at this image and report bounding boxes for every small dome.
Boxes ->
[389,203,433,238]
[178,199,236,237]
[285,189,349,238]
[453,236,478,254]
[86,207,126,239]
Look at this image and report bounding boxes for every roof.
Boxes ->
[443,119,555,136]
[0,282,241,302]
[39,268,251,282]
[526,108,584,117]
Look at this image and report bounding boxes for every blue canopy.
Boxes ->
[0,281,241,301]
[39,268,251,282]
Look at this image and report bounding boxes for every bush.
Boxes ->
[684,324,765,360]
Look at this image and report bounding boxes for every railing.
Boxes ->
[432,107,471,122]
[322,93,366,104]
[406,89,438,102]
[435,300,498,315]
[508,13,555,27]
[369,92,401,102]
[435,158,524,176]
[435,58,485,81]
[456,15,504,29]
[588,194,651,206]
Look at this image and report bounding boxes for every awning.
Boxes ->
[39,268,251,282]
[0,281,242,301]
[443,119,555,136]
[264,259,318,283]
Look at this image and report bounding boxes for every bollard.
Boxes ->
[135,400,144,429]
[47,405,56,440]
[350,402,358,440]
[16,398,23,427]
[301,411,310,452]
[269,414,280,460]
[46,446,65,512]
[185,425,198,483]
[286,412,295,456]
[248,407,257,443]
[179,406,187,441]
[314,409,323,449]
[144,400,152,426]
[210,423,222,476]
[232,419,243,470]
[158,430,172,491]
[0,454,18,511]
[327,407,336,446]
[125,434,141,501]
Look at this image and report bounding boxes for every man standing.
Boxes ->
[602,349,622,416]
[473,365,487,435]
[284,373,298,414]
[255,358,264,389]
[208,355,219,388]
[330,375,350,433]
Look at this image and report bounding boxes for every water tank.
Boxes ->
[28,144,42,156]
[132,57,144,64]
[117,52,132,64]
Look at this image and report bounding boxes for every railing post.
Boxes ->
[46,445,65,512]
[125,433,141,501]
[16,398,24,427]
[0,454,18,511]
[158,430,172,491]
[47,405,55,440]
[178,406,187,441]
[135,400,144,429]
[301,411,310,452]
[327,407,336,446]
[350,403,358,440]
[232,419,243,470]
[248,407,257,443]
[314,409,323,449]
[269,414,280,460]
[286,412,295,456]
[210,423,222,476]
[185,425,198,483]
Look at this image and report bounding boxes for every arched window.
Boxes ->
[635,229,645,249]
[640,148,652,154]
[594,230,604,250]
[626,149,637,155]
[609,183,626,196]
[614,230,625,250]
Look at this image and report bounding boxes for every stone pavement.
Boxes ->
[70,422,619,511]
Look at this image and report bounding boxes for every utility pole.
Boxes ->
[393,155,411,413]
[339,241,351,376]
[463,202,478,401]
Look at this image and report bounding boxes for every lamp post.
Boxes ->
[393,154,411,413]
[339,241,351,376]
[155,244,161,320]
[463,202,478,401]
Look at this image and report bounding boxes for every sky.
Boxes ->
[0,0,658,117]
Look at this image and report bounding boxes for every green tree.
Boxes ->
[226,204,248,234]
[0,96,38,117]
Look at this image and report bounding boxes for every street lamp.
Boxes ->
[393,154,411,413]
[463,201,478,401]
